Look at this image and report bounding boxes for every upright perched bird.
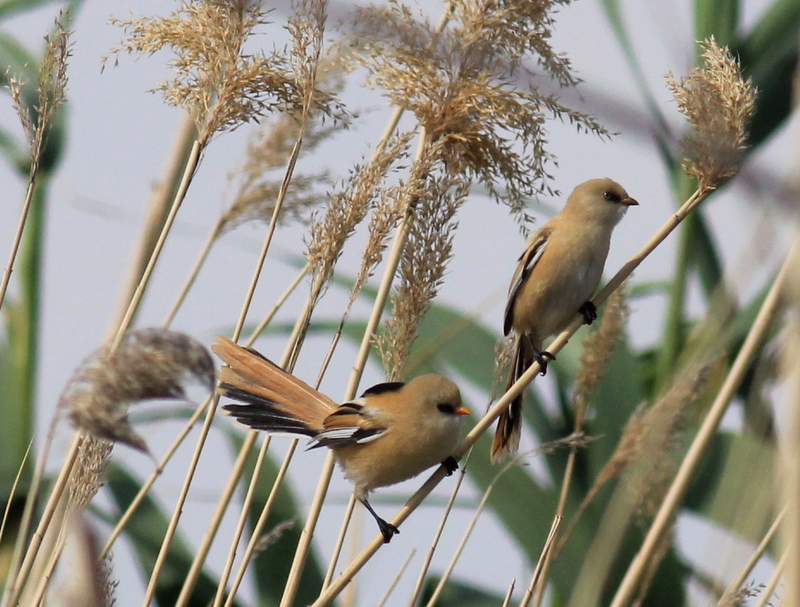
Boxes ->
[492,178,638,460]
[213,337,470,543]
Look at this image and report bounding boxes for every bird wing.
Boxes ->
[503,227,551,336]
[308,401,390,450]
[213,336,337,435]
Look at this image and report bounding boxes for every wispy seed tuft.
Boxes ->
[62,328,216,453]
[666,37,756,190]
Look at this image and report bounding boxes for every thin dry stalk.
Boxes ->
[111,140,203,352]
[717,508,785,606]
[0,441,32,546]
[777,230,800,606]
[0,18,71,311]
[222,440,299,607]
[2,434,80,607]
[531,286,630,606]
[518,515,562,607]
[202,435,271,607]
[174,432,264,607]
[98,395,211,560]
[322,495,357,589]
[29,456,114,607]
[424,438,584,607]
[410,449,472,607]
[501,580,516,607]
[608,237,797,607]
[375,549,416,607]
[307,182,728,607]
[752,550,788,607]
[421,450,520,607]
[112,116,198,331]
[163,219,220,328]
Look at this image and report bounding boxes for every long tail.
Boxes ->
[213,337,337,436]
[491,337,533,461]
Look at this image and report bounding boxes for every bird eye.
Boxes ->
[437,403,457,415]
[603,191,622,203]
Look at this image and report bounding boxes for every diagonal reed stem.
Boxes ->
[306,184,722,607]
[717,507,785,606]
[142,128,309,605]
[752,549,788,607]
[413,450,472,607]
[0,179,36,312]
[277,130,429,607]
[97,263,306,562]
[608,236,798,607]
[518,516,562,607]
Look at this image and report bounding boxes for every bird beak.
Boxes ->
[622,197,639,206]
[455,404,471,416]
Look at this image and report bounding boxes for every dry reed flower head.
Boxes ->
[305,132,413,300]
[62,328,216,453]
[107,0,343,144]
[219,114,334,232]
[376,154,470,380]
[7,16,71,171]
[220,57,349,233]
[572,357,716,528]
[59,516,117,607]
[69,435,114,509]
[349,0,608,223]
[626,358,716,520]
[666,37,756,190]
[572,284,630,422]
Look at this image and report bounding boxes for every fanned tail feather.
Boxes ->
[213,337,337,436]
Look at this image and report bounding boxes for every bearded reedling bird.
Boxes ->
[213,336,470,543]
[491,178,638,461]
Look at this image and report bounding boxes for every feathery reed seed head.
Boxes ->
[666,37,756,189]
[376,152,469,380]
[62,328,216,453]
[69,435,114,509]
[349,0,608,224]
[572,285,630,420]
[305,132,413,300]
[107,1,342,143]
[8,16,71,170]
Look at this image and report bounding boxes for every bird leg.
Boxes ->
[527,336,555,376]
[579,301,597,325]
[442,456,459,476]
[360,498,399,543]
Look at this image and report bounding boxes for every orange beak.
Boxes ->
[455,404,471,416]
